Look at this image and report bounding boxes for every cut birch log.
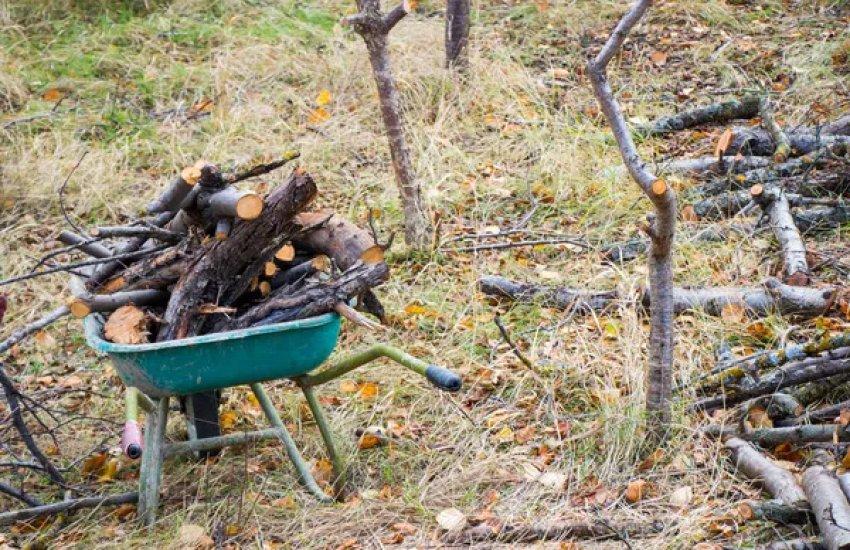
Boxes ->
[637,95,760,137]
[751,185,810,285]
[57,230,112,259]
[725,437,807,507]
[803,453,850,550]
[706,424,850,446]
[203,187,264,221]
[157,171,317,340]
[660,155,771,175]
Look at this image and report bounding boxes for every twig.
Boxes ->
[57,152,89,235]
[223,151,301,184]
[493,315,544,384]
[0,480,42,507]
[445,236,591,253]
[0,492,138,526]
[0,306,70,355]
[0,244,169,287]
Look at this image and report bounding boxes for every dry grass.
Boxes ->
[1,0,849,547]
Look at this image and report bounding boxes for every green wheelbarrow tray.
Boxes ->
[82,312,462,525]
[83,312,341,397]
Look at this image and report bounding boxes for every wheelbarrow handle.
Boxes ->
[425,365,462,392]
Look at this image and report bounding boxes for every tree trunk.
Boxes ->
[445,0,470,69]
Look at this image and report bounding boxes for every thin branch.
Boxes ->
[57,152,89,235]
[444,236,591,253]
[0,480,42,507]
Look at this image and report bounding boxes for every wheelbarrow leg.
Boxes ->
[298,381,347,498]
[249,383,333,503]
[138,396,169,526]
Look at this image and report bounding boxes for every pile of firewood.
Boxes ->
[58,155,388,345]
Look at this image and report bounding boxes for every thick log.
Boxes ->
[780,397,850,427]
[758,539,826,550]
[57,231,112,259]
[157,171,317,340]
[637,95,760,137]
[269,255,328,290]
[707,424,850,446]
[793,375,850,407]
[600,238,646,263]
[729,125,850,157]
[660,155,771,175]
[796,205,850,233]
[803,456,850,550]
[725,437,807,507]
[692,354,850,411]
[231,261,389,329]
[691,190,752,220]
[751,185,809,285]
[824,115,850,136]
[696,151,841,196]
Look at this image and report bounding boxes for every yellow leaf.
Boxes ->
[625,478,648,503]
[747,406,773,429]
[220,410,238,431]
[97,458,120,483]
[224,524,241,537]
[649,51,668,66]
[404,303,438,317]
[271,495,297,510]
[308,107,330,124]
[315,89,332,106]
[720,303,746,323]
[41,88,65,102]
[492,425,514,444]
[81,452,108,476]
[746,321,774,341]
[358,433,382,450]
[358,381,379,400]
[340,379,358,393]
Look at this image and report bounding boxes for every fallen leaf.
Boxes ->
[358,381,379,400]
[625,479,648,503]
[97,457,120,483]
[81,452,108,477]
[316,89,333,106]
[637,448,664,471]
[177,524,214,550]
[715,128,734,158]
[219,410,238,431]
[537,471,568,491]
[649,51,668,66]
[104,306,149,345]
[340,379,358,393]
[720,303,746,324]
[41,88,66,102]
[681,205,699,222]
[308,107,330,124]
[669,485,693,508]
[436,508,467,531]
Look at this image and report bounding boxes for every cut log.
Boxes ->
[57,231,112,259]
[637,95,760,137]
[600,238,647,263]
[203,187,264,221]
[751,185,809,285]
[230,260,389,329]
[157,170,317,340]
[146,165,200,214]
[725,437,807,507]
[660,155,771,175]
[269,255,329,290]
[68,276,166,318]
[803,454,850,550]
[104,246,189,292]
[707,424,850,446]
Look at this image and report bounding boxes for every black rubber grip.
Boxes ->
[425,365,462,392]
[126,444,142,460]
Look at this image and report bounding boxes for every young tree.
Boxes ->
[587,0,677,442]
[346,0,431,249]
[445,0,470,69]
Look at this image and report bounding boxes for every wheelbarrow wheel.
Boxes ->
[181,390,221,458]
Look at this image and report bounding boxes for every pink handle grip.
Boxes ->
[121,420,142,459]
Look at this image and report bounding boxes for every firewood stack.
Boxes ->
[59,155,388,345]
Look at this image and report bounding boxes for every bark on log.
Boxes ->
[67,276,166,318]
[214,217,232,240]
[157,171,317,340]
[729,125,850,157]
[738,499,811,525]
[707,424,850,446]
[478,275,619,313]
[660,155,771,175]
[824,115,850,136]
[346,0,431,248]
[294,211,387,320]
[751,185,809,285]
[479,276,834,318]
[758,539,826,550]
[445,0,470,69]
[202,187,264,221]
[696,151,841,196]
[803,456,850,550]
[106,246,190,291]
[600,238,646,263]
[442,519,661,544]
[0,492,138,527]
[57,231,112,259]
[781,397,850,427]
[759,97,792,162]
[146,165,200,214]
[90,226,183,243]
[793,375,850,407]
[725,437,807,507]
[231,260,389,329]
[692,353,850,411]
[796,206,850,233]
[637,95,760,137]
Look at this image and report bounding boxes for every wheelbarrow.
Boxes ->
[83,312,462,525]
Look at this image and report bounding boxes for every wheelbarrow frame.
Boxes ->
[84,313,461,526]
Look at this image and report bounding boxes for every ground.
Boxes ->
[0,0,848,547]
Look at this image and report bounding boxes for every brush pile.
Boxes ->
[60,154,388,345]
